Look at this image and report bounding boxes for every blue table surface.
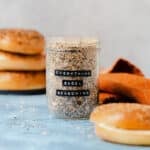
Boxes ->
[0,94,149,150]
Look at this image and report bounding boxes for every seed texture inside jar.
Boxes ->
[46,38,99,118]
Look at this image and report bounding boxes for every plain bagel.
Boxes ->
[0,51,45,71]
[0,71,45,90]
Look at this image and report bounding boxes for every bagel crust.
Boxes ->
[0,51,45,71]
[0,71,45,90]
[90,103,150,145]
[0,29,45,54]
[95,124,150,145]
[91,103,150,130]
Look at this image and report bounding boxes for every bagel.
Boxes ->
[99,73,150,104]
[0,71,45,90]
[0,29,45,55]
[0,51,45,71]
[90,103,150,145]
[101,58,144,76]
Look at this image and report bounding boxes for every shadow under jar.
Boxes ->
[46,38,100,119]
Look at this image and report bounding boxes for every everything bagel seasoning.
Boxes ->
[46,38,100,119]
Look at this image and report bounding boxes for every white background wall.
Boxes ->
[0,0,150,76]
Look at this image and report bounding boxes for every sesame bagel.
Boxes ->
[0,29,45,55]
[90,103,150,145]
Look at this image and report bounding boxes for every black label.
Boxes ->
[56,90,90,97]
[62,80,83,86]
[55,70,91,77]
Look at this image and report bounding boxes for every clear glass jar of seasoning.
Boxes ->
[46,38,100,119]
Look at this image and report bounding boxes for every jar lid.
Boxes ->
[47,37,100,50]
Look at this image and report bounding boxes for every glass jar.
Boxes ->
[46,38,100,119]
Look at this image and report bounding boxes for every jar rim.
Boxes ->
[46,37,100,49]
